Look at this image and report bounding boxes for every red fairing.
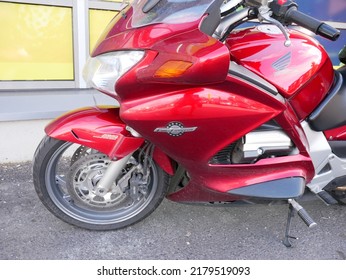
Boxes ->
[94,24,230,94]
[94,14,317,201]
[92,6,200,57]
[324,125,346,140]
[153,148,174,175]
[92,5,230,91]
[77,6,318,202]
[91,6,135,56]
[168,155,312,202]
[120,75,315,202]
[121,85,282,164]
[226,26,334,119]
[45,107,144,159]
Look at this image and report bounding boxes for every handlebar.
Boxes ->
[284,7,340,41]
[268,0,340,41]
[216,0,340,44]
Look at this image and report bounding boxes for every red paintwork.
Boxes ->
[168,155,312,202]
[45,106,174,175]
[46,5,339,203]
[226,27,334,119]
[324,125,346,140]
[120,75,315,201]
[152,148,175,176]
[91,6,134,55]
[121,79,282,162]
[45,106,144,159]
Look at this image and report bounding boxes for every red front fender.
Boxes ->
[45,106,144,159]
[45,106,175,175]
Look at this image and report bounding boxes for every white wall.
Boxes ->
[0,119,51,163]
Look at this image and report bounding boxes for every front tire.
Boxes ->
[33,136,169,230]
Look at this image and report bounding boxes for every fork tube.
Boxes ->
[95,154,133,196]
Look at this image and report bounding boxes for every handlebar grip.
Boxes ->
[285,8,340,41]
[318,23,341,41]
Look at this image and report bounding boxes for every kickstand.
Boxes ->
[283,204,298,248]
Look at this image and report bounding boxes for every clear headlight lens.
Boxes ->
[83,51,145,95]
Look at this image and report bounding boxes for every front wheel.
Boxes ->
[33,136,169,230]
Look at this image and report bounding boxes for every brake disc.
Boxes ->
[70,146,98,166]
[66,153,128,210]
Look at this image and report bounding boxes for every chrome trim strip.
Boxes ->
[228,62,285,103]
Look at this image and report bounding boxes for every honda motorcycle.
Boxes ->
[33,0,346,247]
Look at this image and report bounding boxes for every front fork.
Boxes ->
[95,153,133,196]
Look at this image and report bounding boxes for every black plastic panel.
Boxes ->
[329,141,346,158]
[308,67,346,131]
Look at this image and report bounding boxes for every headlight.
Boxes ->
[83,51,145,95]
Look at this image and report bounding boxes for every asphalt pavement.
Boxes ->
[1,161,346,260]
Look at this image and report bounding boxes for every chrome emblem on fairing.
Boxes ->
[154,122,197,137]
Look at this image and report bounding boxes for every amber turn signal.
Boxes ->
[154,60,193,78]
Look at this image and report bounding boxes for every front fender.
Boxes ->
[45,106,144,159]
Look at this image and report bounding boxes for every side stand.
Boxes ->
[283,199,317,248]
[283,204,297,248]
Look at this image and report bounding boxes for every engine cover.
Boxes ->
[211,129,294,164]
[232,130,294,164]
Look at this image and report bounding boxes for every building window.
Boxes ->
[0,2,74,81]
[89,9,118,53]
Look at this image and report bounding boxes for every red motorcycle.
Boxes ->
[33,0,346,247]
